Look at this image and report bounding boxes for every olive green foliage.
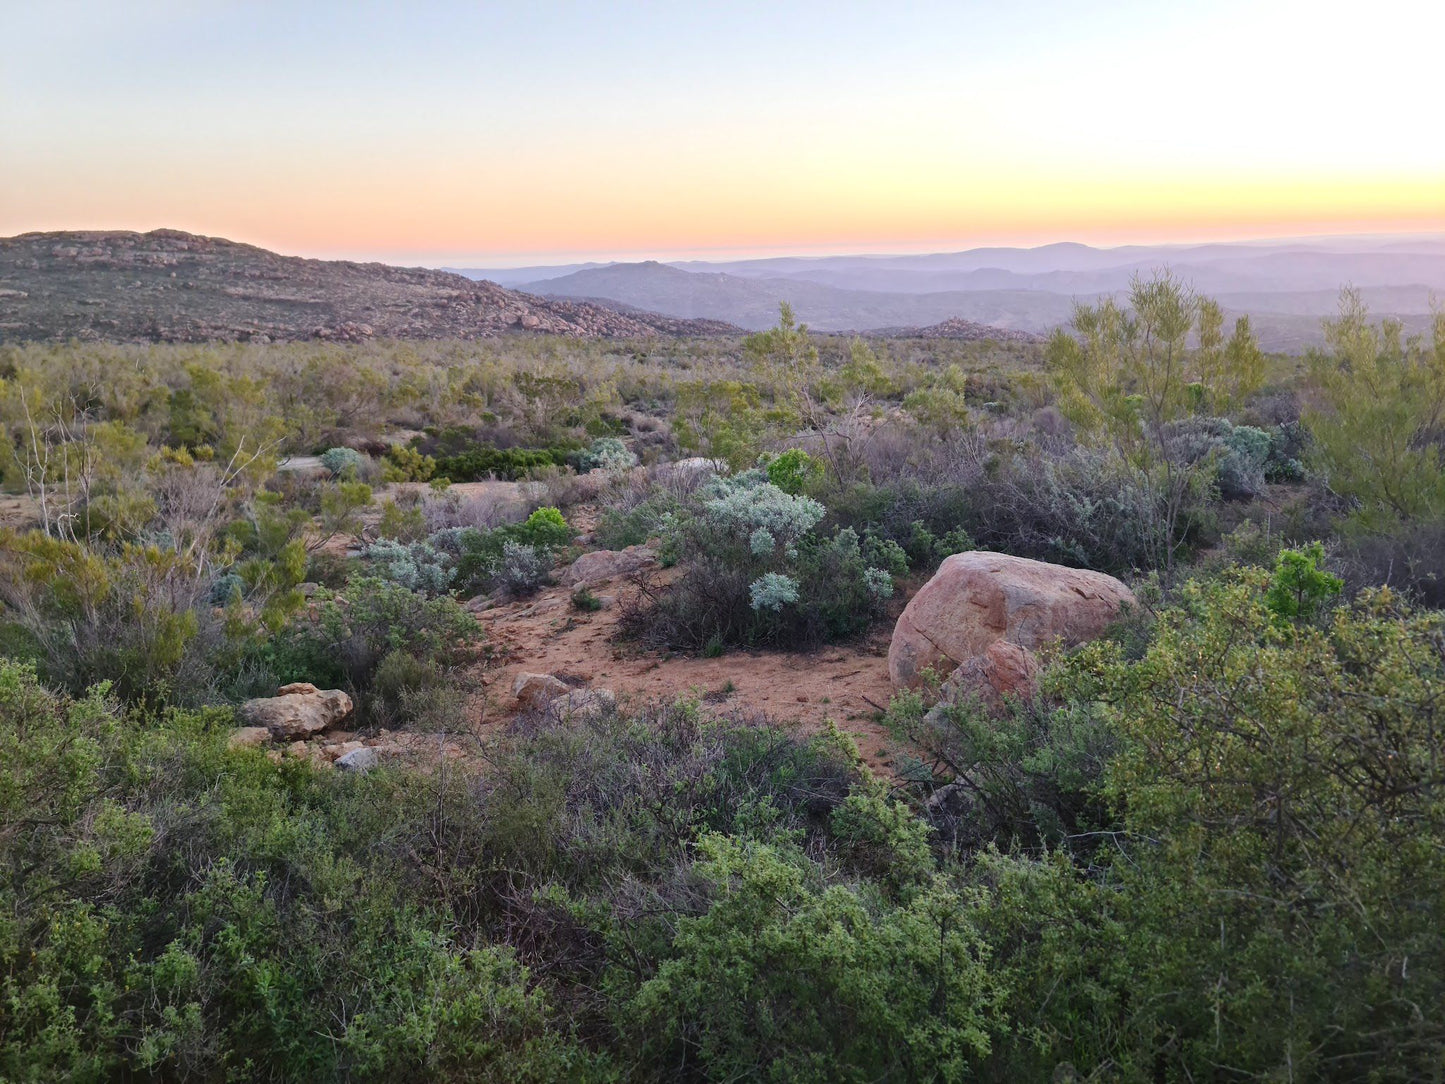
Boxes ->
[1037,572,1444,1078]
[1046,272,1266,577]
[268,574,479,697]
[451,506,575,596]
[7,562,1443,1080]
[0,660,592,1082]
[1306,291,1445,527]
[433,444,574,482]
[3,298,1445,1080]
[380,443,437,483]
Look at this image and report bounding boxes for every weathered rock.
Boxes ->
[227,726,272,749]
[513,671,569,710]
[889,551,1134,689]
[924,781,975,817]
[335,747,379,773]
[560,545,656,588]
[322,740,365,761]
[939,640,1041,708]
[240,683,354,738]
[544,688,616,723]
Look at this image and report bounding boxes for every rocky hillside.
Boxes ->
[0,230,741,344]
[863,316,1043,343]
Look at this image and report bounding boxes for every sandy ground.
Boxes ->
[475,572,905,774]
[0,492,42,532]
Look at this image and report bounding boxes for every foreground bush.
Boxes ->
[3,551,1443,1082]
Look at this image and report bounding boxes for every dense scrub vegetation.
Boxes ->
[2,276,1444,1079]
[4,555,1441,1080]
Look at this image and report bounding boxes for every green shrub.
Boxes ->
[627,834,1003,1083]
[451,507,575,596]
[575,436,636,473]
[320,445,366,478]
[269,575,479,697]
[624,474,897,649]
[433,445,573,482]
[764,447,822,495]
[380,443,436,483]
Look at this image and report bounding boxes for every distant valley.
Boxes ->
[451,236,1445,351]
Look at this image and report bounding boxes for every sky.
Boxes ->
[2,0,1442,266]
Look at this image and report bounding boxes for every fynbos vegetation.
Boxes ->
[2,273,1443,1081]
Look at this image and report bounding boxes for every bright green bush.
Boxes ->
[268,574,479,696]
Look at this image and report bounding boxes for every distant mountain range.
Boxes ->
[5,230,1437,352]
[0,230,741,344]
[449,236,1445,351]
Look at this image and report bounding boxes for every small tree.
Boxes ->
[1305,290,1445,529]
[1046,271,1264,578]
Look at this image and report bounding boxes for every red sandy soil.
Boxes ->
[475,572,907,775]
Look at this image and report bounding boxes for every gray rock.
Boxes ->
[335,747,379,773]
[544,688,616,723]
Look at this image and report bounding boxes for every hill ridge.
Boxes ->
[0,229,740,343]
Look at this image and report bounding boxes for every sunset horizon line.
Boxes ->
[6,220,1441,272]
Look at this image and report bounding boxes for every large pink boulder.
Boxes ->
[889,551,1134,689]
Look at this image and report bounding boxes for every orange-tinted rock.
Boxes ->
[889,551,1134,689]
[560,546,656,588]
[940,640,1041,708]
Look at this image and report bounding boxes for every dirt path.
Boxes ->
[476,577,905,774]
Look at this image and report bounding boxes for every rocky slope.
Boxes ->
[0,230,741,343]
[863,316,1043,343]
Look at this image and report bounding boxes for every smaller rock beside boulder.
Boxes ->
[335,747,379,773]
[544,688,616,723]
[227,726,272,749]
[560,545,656,588]
[240,682,354,739]
[513,672,569,710]
[939,640,1041,710]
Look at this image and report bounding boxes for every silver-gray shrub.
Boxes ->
[364,537,453,595]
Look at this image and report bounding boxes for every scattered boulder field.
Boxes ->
[227,541,1137,777]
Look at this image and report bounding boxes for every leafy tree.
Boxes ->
[1263,541,1342,626]
[1306,290,1445,527]
[1046,271,1265,577]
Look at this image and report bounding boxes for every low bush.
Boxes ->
[450,506,576,597]
[319,445,367,478]
[268,574,479,698]
[623,472,898,649]
[433,445,574,482]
